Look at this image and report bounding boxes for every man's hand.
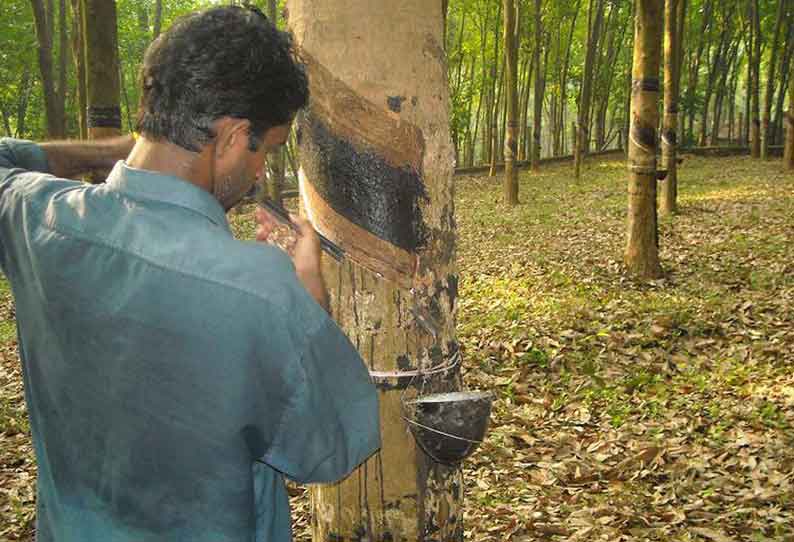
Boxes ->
[255,207,330,311]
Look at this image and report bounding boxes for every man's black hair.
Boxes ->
[135,5,308,152]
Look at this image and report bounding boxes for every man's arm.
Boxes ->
[0,136,134,179]
[39,135,135,178]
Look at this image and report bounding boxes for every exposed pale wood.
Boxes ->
[299,176,416,288]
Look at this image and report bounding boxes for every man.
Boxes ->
[0,6,379,541]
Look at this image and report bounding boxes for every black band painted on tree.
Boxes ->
[86,106,122,129]
[633,78,661,92]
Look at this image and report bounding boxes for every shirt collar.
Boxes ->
[106,161,231,232]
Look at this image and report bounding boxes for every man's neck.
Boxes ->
[125,137,213,193]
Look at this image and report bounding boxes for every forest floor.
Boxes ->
[1,155,793,541]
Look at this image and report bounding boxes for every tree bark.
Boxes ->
[487,2,502,173]
[725,48,741,144]
[660,0,678,216]
[596,8,629,151]
[575,0,606,179]
[711,41,739,145]
[592,4,617,151]
[153,0,163,39]
[82,0,121,181]
[699,10,734,147]
[558,0,582,157]
[786,63,794,169]
[262,0,286,205]
[745,26,752,146]
[761,0,786,159]
[625,0,663,279]
[750,0,761,158]
[684,0,711,145]
[518,55,532,162]
[773,19,794,145]
[69,0,87,139]
[489,58,505,176]
[504,0,519,204]
[0,109,11,137]
[31,0,66,137]
[58,0,68,135]
[287,2,461,540]
[530,0,543,171]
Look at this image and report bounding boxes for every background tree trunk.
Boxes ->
[772,19,794,145]
[69,0,87,139]
[518,55,533,162]
[263,0,286,206]
[750,0,761,158]
[530,0,543,172]
[786,66,794,169]
[676,0,687,146]
[575,0,606,179]
[684,0,711,146]
[761,0,785,159]
[503,0,519,204]
[557,0,582,157]
[153,0,162,39]
[489,59,505,176]
[625,0,663,279]
[57,0,67,135]
[287,1,461,540]
[82,0,120,181]
[660,0,679,216]
[487,3,502,174]
[30,0,66,137]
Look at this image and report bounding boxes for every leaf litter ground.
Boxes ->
[1,155,792,541]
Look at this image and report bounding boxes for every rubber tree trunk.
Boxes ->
[486,3,502,171]
[57,0,67,134]
[660,0,678,216]
[82,0,120,141]
[70,0,87,139]
[761,0,786,160]
[676,0,686,147]
[750,0,761,159]
[575,0,606,179]
[82,0,120,183]
[786,69,794,170]
[287,2,462,541]
[153,0,162,39]
[530,0,543,172]
[264,0,286,206]
[625,0,663,279]
[504,0,519,204]
[31,0,66,138]
[558,0,582,157]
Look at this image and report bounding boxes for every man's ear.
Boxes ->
[213,117,251,157]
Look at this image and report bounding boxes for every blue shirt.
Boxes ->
[0,138,380,541]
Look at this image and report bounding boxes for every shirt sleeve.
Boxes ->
[262,316,381,484]
[0,139,53,274]
[0,138,51,178]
